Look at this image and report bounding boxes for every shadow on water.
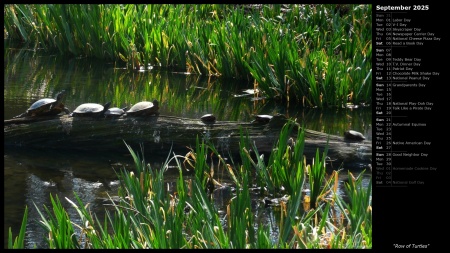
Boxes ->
[4,145,371,249]
[4,146,182,249]
[4,49,372,248]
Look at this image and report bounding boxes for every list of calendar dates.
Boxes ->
[374,5,440,187]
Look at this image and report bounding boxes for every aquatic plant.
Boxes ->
[8,121,371,249]
[4,4,372,106]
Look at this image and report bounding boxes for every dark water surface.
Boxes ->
[4,50,372,248]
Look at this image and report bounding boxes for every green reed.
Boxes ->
[33,194,80,249]
[8,124,371,249]
[307,143,329,209]
[7,206,28,249]
[335,170,372,247]
[226,163,257,248]
[5,4,371,107]
[239,129,274,194]
[239,120,306,198]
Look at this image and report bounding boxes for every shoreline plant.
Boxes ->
[8,121,372,249]
[4,4,372,107]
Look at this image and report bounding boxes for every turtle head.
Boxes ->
[152,99,159,107]
[268,113,288,127]
[55,90,67,101]
[103,102,112,111]
[272,113,287,122]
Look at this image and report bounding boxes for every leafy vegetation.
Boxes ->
[4,4,372,106]
[5,4,372,249]
[8,121,372,249]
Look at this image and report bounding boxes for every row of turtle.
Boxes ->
[13,90,159,119]
[201,113,366,141]
[200,113,285,124]
[13,90,365,141]
[72,99,159,118]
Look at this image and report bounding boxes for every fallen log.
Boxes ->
[4,115,372,170]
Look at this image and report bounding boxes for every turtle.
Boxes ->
[70,102,111,117]
[126,99,159,117]
[105,106,127,118]
[251,114,273,124]
[251,113,287,125]
[200,114,216,123]
[344,130,365,141]
[13,90,70,118]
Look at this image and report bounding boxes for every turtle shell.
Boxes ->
[251,114,288,126]
[344,130,365,141]
[28,98,56,111]
[251,114,273,124]
[126,99,159,116]
[200,114,216,123]
[71,102,111,117]
[105,107,127,117]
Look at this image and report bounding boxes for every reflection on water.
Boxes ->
[4,148,371,249]
[4,50,372,248]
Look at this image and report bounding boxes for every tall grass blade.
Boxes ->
[7,205,28,249]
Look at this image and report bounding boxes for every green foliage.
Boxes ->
[33,194,81,249]
[4,4,372,106]
[335,170,372,248]
[307,143,328,209]
[7,124,371,249]
[8,206,28,249]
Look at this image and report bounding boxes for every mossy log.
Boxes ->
[4,115,372,170]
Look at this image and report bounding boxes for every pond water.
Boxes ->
[4,49,372,248]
